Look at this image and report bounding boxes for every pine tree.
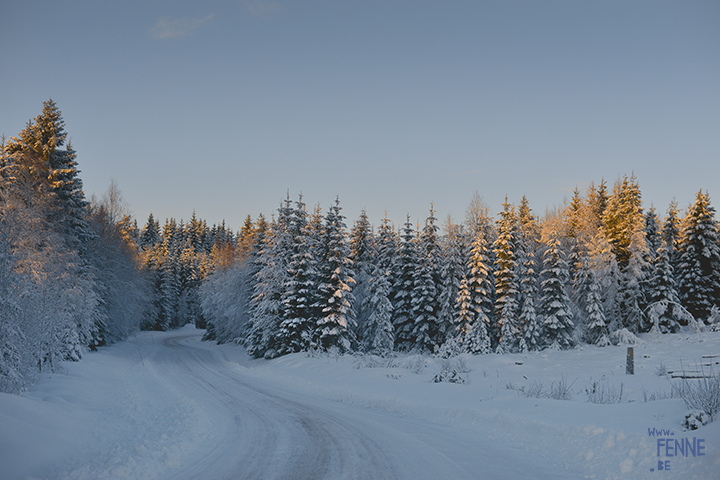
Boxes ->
[244,198,293,358]
[617,227,649,333]
[662,200,682,267]
[456,275,491,354]
[316,198,356,352]
[466,204,495,351]
[602,174,643,269]
[584,268,609,346]
[645,240,683,333]
[516,196,541,352]
[392,215,418,352]
[278,196,317,353]
[361,264,395,355]
[493,197,519,352]
[676,190,720,322]
[411,206,442,353]
[436,220,468,348]
[349,209,376,345]
[540,233,575,349]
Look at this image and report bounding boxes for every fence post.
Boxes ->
[626,347,634,375]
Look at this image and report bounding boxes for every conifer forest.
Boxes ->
[2,100,720,394]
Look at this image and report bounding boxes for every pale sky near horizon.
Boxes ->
[2,1,719,232]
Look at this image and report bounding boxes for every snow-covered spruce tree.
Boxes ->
[140,213,161,251]
[456,274,491,354]
[349,209,376,347]
[411,206,442,353]
[465,197,495,351]
[361,263,395,355]
[584,267,609,346]
[602,174,643,270]
[493,197,520,353]
[391,215,418,351]
[540,232,575,350]
[436,219,468,350]
[617,226,650,333]
[645,207,662,266]
[676,190,720,323]
[244,199,293,358]
[316,198,356,352]
[588,232,621,331]
[516,196,541,352]
[662,200,682,269]
[644,240,682,333]
[277,196,318,353]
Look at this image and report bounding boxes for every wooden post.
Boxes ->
[626,347,634,375]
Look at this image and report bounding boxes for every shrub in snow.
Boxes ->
[708,305,720,332]
[404,354,427,374]
[609,328,645,345]
[432,359,468,384]
[585,376,625,404]
[655,362,668,377]
[548,375,574,400]
[672,369,720,425]
[683,410,710,430]
[519,381,545,398]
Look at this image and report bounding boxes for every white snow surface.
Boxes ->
[1,326,719,480]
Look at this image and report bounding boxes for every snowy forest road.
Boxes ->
[142,331,548,480]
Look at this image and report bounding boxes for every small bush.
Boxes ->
[519,381,545,398]
[641,387,675,402]
[405,354,427,374]
[672,367,720,423]
[549,375,574,400]
[585,376,625,404]
[655,362,668,377]
[684,410,711,430]
[432,358,468,384]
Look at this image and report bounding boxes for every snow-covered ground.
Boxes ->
[1,326,718,480]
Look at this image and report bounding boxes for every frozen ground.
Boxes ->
[1,326,718,480]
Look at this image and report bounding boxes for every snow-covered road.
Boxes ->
[2,328,549,480]
[141,332,544,480]
[4,327,718,479]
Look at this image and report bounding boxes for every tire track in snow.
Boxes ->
[153,333,475,480]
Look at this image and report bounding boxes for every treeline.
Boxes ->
[0,100,149,393]
[201,179,720,359]
[136,212,252,331]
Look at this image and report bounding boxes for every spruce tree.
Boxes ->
[349,209,376,345]
[584,268,609,346]
[411,206,442,353]
[361,264,395,355]
[540,233,575,349]
[493,197,519,353]
[278,196,317,353]
[516,196,541,352]
[316,198,356,352]
[392,215,418,351]
[676,190,720,322]
[436,220,468,348]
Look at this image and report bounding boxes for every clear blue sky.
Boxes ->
[2,1,719,231]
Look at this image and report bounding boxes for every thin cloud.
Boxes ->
[151,15,214,39]
[243,0,282,17]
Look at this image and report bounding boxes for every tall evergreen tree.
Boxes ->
[411,206,442,353]
[278,196,317,353]
[676,190,720,322]
[349,209,376,345]
[540,233,575,349]
[493,197,519,352]
[392,215,418,351]
[516,196,541,352]
[316,198,356,351]
[437,219,467,347]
